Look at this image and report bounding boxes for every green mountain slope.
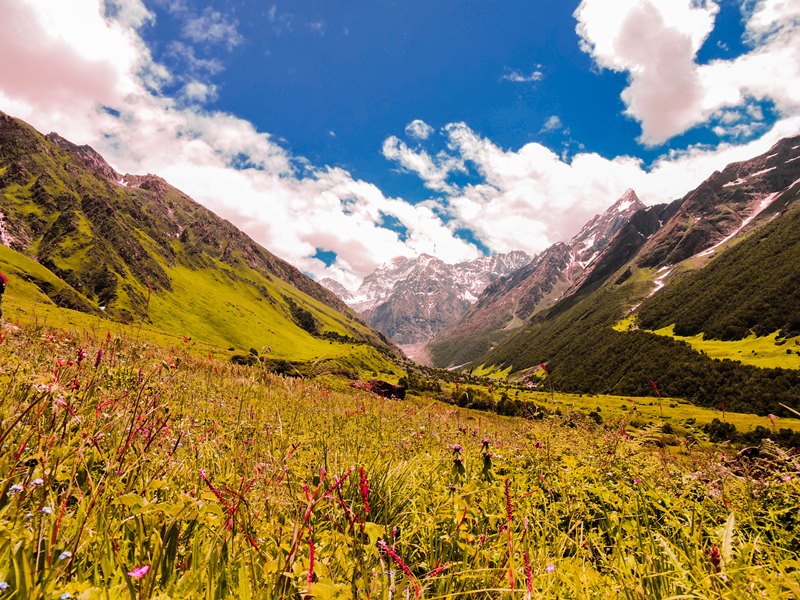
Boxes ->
[472,137,800,415]
[0,112,399,373]
[637,184,800,340]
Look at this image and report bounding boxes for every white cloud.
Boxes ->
[181,80,218,104]
[182,8,243,49]
[382,136,464,193]
[0,0,480,289]
[308,21,326,35]
[404,119,434,140]
[166,41,224,75]
[383,117,800,256]
[502,69,543,83]
[575,0,800,145]
[541,115,563,132]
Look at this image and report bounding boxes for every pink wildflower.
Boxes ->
[127,565,150,578]
[378,540,419,597]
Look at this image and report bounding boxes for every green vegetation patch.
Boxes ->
[651,324,800,370]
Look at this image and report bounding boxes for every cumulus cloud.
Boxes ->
[383,117,800,255]
[575,0,800,144]
[404,119,434,140]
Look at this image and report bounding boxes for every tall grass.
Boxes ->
[0,323,798,598]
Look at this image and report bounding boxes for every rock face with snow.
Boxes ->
[427,189,646,366]
[318,278,354,303]
[637,135,800,268]
[325,251,531,346]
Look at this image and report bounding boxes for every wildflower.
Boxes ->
[42,506,53,515]
[633,478,642,485]
[31,478,44,486]
[94,348,103,368]
[127,565,151,579]
[307,533,315,585]
[782,475,792,482]
[8,484,23,494]
[481,438,491,451]
[60,594,72,600]
[377,540,420,597]
[58,551,72,561]
[76,348,87,365]
[505,479,513,524]
[451,444,463,454]
[0,581,8,591]
[709,546,721,571]
[546,563,556,573]
[533,442,542,449]
[523,550,533,594]
[359,466,370,517]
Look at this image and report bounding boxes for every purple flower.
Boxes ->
[545,563,556,573]
[94,348,103,368]
[127,565,151,579]
[451,444,463,454]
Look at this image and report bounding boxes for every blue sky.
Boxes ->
[142,0,763,200]
[2,0,799,286]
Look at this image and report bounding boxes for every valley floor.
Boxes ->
[0,320,798,598]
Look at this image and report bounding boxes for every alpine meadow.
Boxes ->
[1,1,800,599]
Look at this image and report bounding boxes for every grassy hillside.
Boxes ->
[0,322,798,598]
[0,112,400,375]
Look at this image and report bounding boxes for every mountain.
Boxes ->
[428,189,646,367]
[331,251,531,349]
[318,277,354,302]
[473,135,800,415]
[0,111,400,372]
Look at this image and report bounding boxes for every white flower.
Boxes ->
[31,478,44,486]
[58,551,72,561]
[8,484,24,494]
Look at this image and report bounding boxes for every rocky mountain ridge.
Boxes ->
[321,251,531,346]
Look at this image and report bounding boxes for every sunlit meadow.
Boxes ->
[0,323,798,599]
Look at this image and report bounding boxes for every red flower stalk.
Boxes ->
[505,478,513,524]
[426,560,451,579]
[359,466,370,517]
[378,540,419,598]
[307,530,315,585]
[523,550,533,595]
[505,478,515,589]
[322,467,354,499]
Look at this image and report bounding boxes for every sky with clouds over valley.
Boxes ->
[1,0,799,289]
